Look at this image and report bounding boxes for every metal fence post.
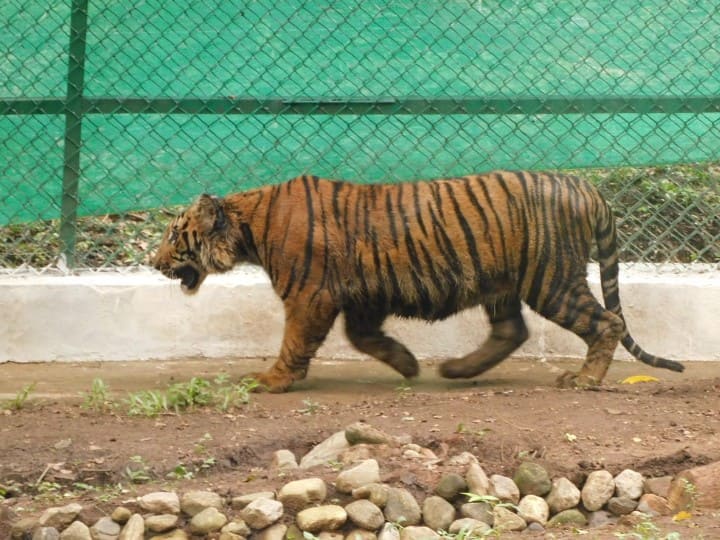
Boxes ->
[59,0,89,268]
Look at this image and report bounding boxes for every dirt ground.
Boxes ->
[1,357,719,538]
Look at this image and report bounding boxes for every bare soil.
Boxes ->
[1,357,719,538]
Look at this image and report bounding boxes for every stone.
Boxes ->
[586,510,617,529]
[513,462,552,497]
[636,493,671,516]
[581,470,615,511]
[59,521,92,540]
[465,463,490,496]
[607,496,638,516]
[296,505,347,533]
[643,476,672,498]
[614,469,644,500]
[118,514,144,540]
[231,491,275,509]
[240,498,284,529]
[336,459,381,494]
[110,507,132,524]
[345,499,385,530]
[137,491,180,514]
[317,533,343,540]
[272,449,298,470]
[221,520,251,536]
[33,528,60,540]
[189,507,228,535]
[345,422,394,445]
[352,483,390,507]
[300,431,351,469]
[256,523,287,540]
[448,518,491,536]
[434,473,467,500]
[517,494,549,525]
[547,509,588,528]
[447,452,479,467]
[219,533,245,540]
[145,514,179,533]
[399,526,440,540]
[492,506,526,533]
[89,516,121,540]
[459,502,493,525]
[38,503,83,530]
[285,524,304,540]
[278,477,327,510]
[345,529,378,540]
[377,522,400,540]
[421,495,456,531]
[383,487,422,526]
[12,516,39,539]
[545,477,581,514]
[147,530,188,540]
[181,490,224,516]
[489,474,520,504]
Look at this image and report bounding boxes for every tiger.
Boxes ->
[152,171,684,392]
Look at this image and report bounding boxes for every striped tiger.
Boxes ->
[153,171,684,392]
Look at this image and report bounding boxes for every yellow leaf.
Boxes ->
[673,510,692,521]
[621,375,660,384]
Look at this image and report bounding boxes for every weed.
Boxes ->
[299,398,321,415]
[463,492,518,512]
[614,519,681,540]
[682,478,699,511]
[125,455,152,483]
[4,382,37,410]
[81,378,115,412]
[125,389,168,417]
[166,463,194,480]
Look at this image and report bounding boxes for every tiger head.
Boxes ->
[153,194,235,295]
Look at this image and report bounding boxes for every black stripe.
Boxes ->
[280,263,297,300]
[412,182,429,237]
[444,182,482,273]
[297,176,315,291]
[385,189,399,248]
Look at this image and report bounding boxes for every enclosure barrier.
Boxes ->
[1,1,719,269]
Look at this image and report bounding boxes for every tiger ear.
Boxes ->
[195,194,227,233]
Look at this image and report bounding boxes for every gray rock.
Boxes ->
[421,495,456,531]
[643,476,672,498]
[145,514,179,533]
[345,529,378,540]
[465,463,490,496]
[296,505,347,533]
[489,474,520,504]
[434,473,467,500]
[581,470,615,511]
[278,477,327,510]
[384,487,422,526]
[221,520,251,536]
[517,494,549,525]
[189,507,227,535]
[89,516,121,540]
[300,431,351,469]
[586,510,617,529]
[614,469,644,500]
[147,530,188,540]
[33,528,60,540]
[345,499,385,530]
[181,490,224,516]
[459,502,493,525]
[336,459,381,494]
[118,514,144,540]
[447,452,479,467]
[399,526,440,540]
[256,523,287,540]
[137,491,180,514]
[345,422,394,445]
[352,483,390,507]
[377,523,400,540]
[271,449,298,470]
[448,518,491,536]
[38,503,83,530]
[492,506,526,533]
[545,477,581,514]
[547,509,588,528]
[240,498,284,529]
[231,491,276,509]
[110,507,132,525]
[636,494,671,516]
[59,521,92,540]
[513,462,552,497]
[526,522,546,533]
[608,496,638,516]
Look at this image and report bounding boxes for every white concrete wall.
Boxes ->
[1,265,718,364]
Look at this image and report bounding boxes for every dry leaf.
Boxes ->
[621,375,660,384]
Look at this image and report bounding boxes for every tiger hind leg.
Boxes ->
[344,310,419,378]
[439,298,528,379]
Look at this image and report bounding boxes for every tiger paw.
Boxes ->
[556,371,600,389]
[243,372,294,393]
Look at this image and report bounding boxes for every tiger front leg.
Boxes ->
[249,295,339,393]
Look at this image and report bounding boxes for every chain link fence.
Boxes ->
[1,1,719,271]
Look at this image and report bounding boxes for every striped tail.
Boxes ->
[595,201,685,373]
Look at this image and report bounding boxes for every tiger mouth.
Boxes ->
[174,265,201,292]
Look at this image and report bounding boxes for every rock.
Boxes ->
[459,502,493,525]
[300,431,351,469]
[181,490,224,516]
[231,491,276,509]
[59,521,92,540]
[345,422,394,445]
[607,496,638,516]
[336,459,381,494]
[89,516,121,540]
[581,470,615,511]
[38,503,83,530]
[489,474,520,504]
[143,513,179,533]
[11,517,38,539]
[448,518,491,536]
[399,526,440,540]
[221,520,251,537]
[147,530,188,540]
[492,506,526,533]
[636,493,671,516]
[434,473,467,500]
[377,522,400,540]
[586,510,617,529]
[465,463,490,496]
[137,491,180,514]
[545,477,581,514]
[285,524,303,540]
[447,452,479,467]
[317,533,343,540]
[118,514,144,540]
[421,495,456,531]
[643,476,672,498]
[547,509,588,528]
[513,462,552,497]
[278,477,327,510]
[296,505,347,533]
[345,529,377,540]
[353,483,390,507]
[668,461,720,511]
[240,498,284,529]
[526,522,546,533]
[517,494,549,525]
[614,469,644,500]
[345,499,385,530]
[110,507,132,525]
[189,507,228,535]
[32,528,60,540]
[256,523,287,540]
[271,449,298,470]
[383,487,422,526]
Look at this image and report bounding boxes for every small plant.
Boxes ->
[299,398,321,415]
[166,377,213,411]
[81,378,114,412]
[125,455,152,483]
[463,492,518,512]
[395,381,413,397]
[166,463,194,480]
[125,389,168,417]
[682,478,699,511]
[614,519,681,540]
[4,382,37,410]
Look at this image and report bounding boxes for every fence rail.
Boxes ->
[1,1,719,269]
